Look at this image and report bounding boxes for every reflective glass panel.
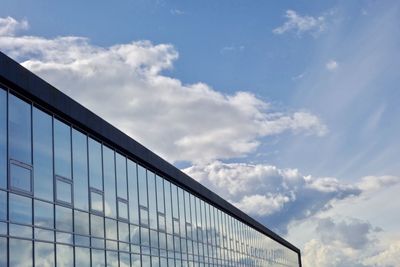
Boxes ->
[74,210,89,235]
[105,218,117,240]
[118,221,129,243]
[103,146,116,218]
[90,190,103,213]
[35,242,54,267]
[130,224,140,245]
[33,107,53,200]
[56,244,73,267]
[88,138,102,190]
[54,119,71,179]
[56,178,72,204]
[107,251,118,267]
[120,253,130,267]
[34,200,54,228]
[72,129,89,210]
[56,206,72,232]
[10,163,31,193]
[128,160,139,225]
[0,237,6,266]
[9,193,32,224]
[10,238,32,267]
[9,223,32,238]
[147,171,157,229]
[0,190,6,221]
[75,247,90,267]
[9,94,31,164]
[116,153,127,199]
[91,249,105,267]
[0,89,7,189]
[137,165,147,207]
[118,199,128,220]
[156,176,164,213]
[90,214,104,238]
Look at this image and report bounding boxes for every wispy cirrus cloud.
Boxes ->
[273,10,326,36]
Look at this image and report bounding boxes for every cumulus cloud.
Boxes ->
[326,60,339,70]
[273,10,326,36]
[184,161,362,233]
[0,16,28,36]
[357,175,400,191]
[316,217,381,249]
[0,16,327,164]
[184,161,400,234]
[364,240,400,267]
[303,217,399,267]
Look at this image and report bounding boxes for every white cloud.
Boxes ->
[326,60,339,70]
[302,217,400,267]
[232,194,292,217]
[273,10,326,36]
[0,16,28,36]
[170,8,185,15]
[184,161,400,234]
[184,161,362,233]
[357,175,400,191]
[0,16,327,164]
[364,240,400,267]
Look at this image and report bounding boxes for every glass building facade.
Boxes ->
[0,53,301,267]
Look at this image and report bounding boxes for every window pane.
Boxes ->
[148,171,157,230]
[90,190,103,213]
[105,218,117,240]
[33,107,53,200]
[118,199,128,220]
[56,178,72,204]
[54,119,71,179]
[128,160,139,225]
[0,237,6,266]
[137,165,147,207]
[0,190,6,221]
[72,129,89,210]
[91,249,105,267]
[164,181,172,234]
[34,200,54,228]
[118,221,129,243]
[35,242,54,267]
[56,206,72,232]
[116,153,127,199]
[89,138,102,190]
[74,210,89,235]
[106,251,118,267]
[10,238,32,267]
[75,247,90,267]
[10,163,32,193]
[90,214,104,238]
[156,176,164,213]
[0,89,6,189]
[56,244,73,267]
[9,94,31,164]
[103,146,116,218]
[9,193,32,224]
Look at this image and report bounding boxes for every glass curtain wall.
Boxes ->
[0,86,299,267]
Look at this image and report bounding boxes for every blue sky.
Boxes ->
[1,1,400,266]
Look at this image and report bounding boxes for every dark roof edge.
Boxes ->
[0,51,300,254]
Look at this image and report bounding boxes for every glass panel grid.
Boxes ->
[0,89,300,267]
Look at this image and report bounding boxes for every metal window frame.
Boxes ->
[55,175,73,207]
[89,187,104,215]
[8,159,33,196]
[116,197,129,222]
